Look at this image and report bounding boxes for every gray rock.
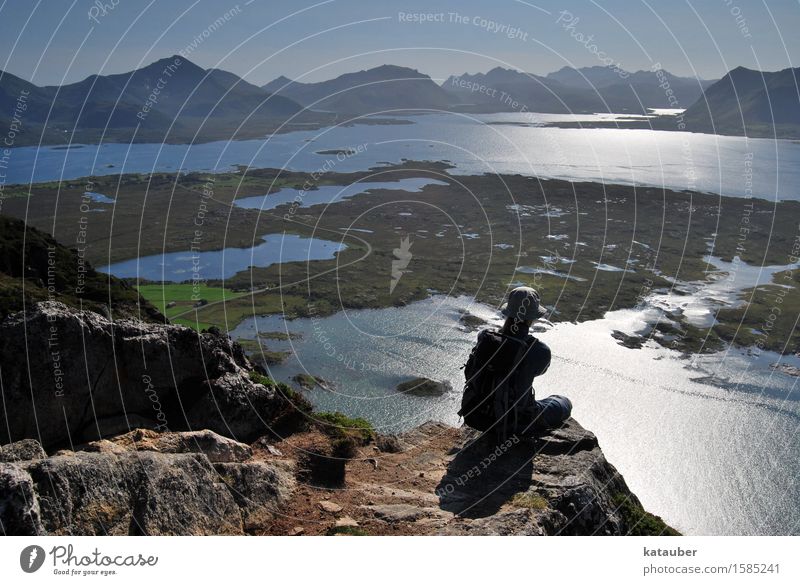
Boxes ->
[84,429,253,463]
[266,445,283,457]
[183,372,282,442]
[0,463,43,535]
[21,452,140,535]
[318,500,343,513]
[0,302,287,448]
[459,312,487,330]
[771,363,800,377]
[214,461,294,531]
[362,503,449,523]
[335,516,359,527]
[430,419,675,536]
[0,442,294,535]
[0,439,46,463]
[130,453,243,536]
[436,508,564,536]
[375,434,405,453]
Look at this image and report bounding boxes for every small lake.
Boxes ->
[234,177,449,211]
[230,294,800,536]
[98,234,345,282]
[7,113,800,200]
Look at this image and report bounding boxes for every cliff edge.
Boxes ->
[0,302,678,536]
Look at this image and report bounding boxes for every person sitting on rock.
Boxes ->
[459,286,572,438]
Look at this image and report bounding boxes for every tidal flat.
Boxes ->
[3,160,797,354]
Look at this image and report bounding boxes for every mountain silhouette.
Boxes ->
[683,66,800,137]
[262,65,452,114]
[0,56,303,142]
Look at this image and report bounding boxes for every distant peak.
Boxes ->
[722,65,763,83]
[483,67,528,80]
[144,54,201,72]
[152,54,188,65]
[369,64,419,73]
[727,65,758,76]
[336,64,431,82]
[356,64,428,80]
[487,66,517,74]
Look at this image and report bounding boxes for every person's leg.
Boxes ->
[517,395,572,435]
[539,395,572,427]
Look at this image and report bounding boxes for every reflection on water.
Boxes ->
[646,255,799,328]
[234,177,449,211]
[83,191,115,204]
[98,234,346,281]
[8,113,800,200]
[231,295,799,535]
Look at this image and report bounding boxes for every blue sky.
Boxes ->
[1,0,798,86]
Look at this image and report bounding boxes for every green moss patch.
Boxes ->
[313,411,374,443]
[511,492,549,510]
[613,494,681,536]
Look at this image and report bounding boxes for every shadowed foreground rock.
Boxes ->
[0,420,676,536]
[432,420,672,535]
[262,419,679,536]
[0,429,294,535]
[0,302,292,448]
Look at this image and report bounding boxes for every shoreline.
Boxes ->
[2,161,798,355]
[8,109,800,154]
[3,112,798,199]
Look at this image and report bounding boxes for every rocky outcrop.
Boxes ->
[0,302,298,449]
[458,311,488,330]
[433,421,654,535]
[771,362,800,377]
[0,302,674,536]
[263,419,679,536]
[0,430,294,535]
[0,439,46,463]
[81,428,253,463]
[0,417,675,536]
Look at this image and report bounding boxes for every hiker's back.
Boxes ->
[460,287,571,435]
[459,328,535,431]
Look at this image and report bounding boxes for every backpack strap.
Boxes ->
[491,334,535,441]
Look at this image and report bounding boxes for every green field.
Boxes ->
[137,283,236,330]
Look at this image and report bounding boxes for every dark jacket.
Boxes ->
[502,333,551,416]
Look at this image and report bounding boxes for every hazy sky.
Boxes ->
[1,0,798,86]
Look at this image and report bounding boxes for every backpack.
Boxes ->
[458,329,530,432]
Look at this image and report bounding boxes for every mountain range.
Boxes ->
[441,66,714,113]
[2,57,797,144]
[264,64,713,115]
[682,66,800,138]
[262,64,452,113]
[0,56,307,145]
[263,64,798,137]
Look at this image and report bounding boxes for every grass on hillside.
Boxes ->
[136,281,317,331]
[137,283,235,330]
[613,493,681,536]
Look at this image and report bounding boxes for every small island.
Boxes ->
[315,148,357,156]
[292,373,329,390]
[396,377,452,397]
